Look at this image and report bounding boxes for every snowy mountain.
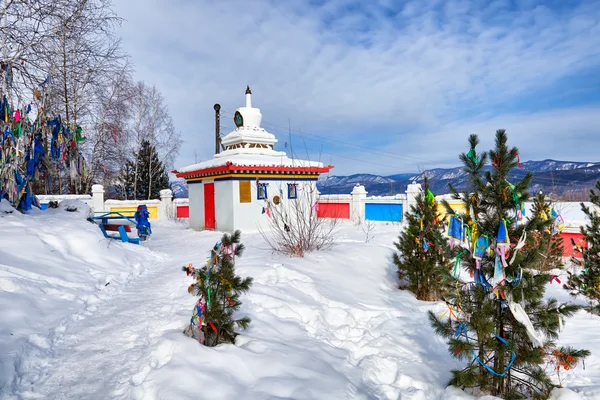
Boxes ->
[169,160,600,197]
[317,159,600,196]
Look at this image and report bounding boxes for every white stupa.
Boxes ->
[174,87,333,231]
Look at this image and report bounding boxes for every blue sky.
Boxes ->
[114,0,600,176]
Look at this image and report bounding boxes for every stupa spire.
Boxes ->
[245,85,252,108]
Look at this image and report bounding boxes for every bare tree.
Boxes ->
[0,0,73,102]
[84,60,133,192]
[39,0,126,193]
[0,0,180,199]
[361,219,376,242]
[259,182,339,256]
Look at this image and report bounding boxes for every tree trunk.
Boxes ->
[492,301,505,396]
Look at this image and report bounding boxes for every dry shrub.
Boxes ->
[259,184,339,256]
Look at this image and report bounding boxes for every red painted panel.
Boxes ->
[103,224,132,232]
[176,205,189,218]
[204,183,216,229]
[317,202,350,219]
[560,232,586,259]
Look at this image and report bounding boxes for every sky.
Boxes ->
[113,0,600,177]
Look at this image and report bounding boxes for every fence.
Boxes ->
[316,184,414,223]
[37,185,189,220]
[35,183,590,258]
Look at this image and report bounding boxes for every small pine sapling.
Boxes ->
[393,177,454,301]
[183,230,253,347]
[564,180,600,315]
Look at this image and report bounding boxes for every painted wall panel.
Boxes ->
[317,203,350,219]
[438,203,466,219]
[109,206,158,219]
[561,232,586,258]
[365,203,403,222]
[176,205,189,218]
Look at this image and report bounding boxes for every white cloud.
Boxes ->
[113,0,600,175]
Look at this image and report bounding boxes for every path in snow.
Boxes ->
[8,224,223,400]
[7,222,464,400]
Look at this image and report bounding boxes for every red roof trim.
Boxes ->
[173,163,334,179]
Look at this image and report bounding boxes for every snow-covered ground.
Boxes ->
[1,202,598,399]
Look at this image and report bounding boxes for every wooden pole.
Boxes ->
[214,103,221,154]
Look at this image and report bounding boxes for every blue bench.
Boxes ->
[92,212,141,245]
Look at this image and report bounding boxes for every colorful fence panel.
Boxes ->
[365,203,403,222]
[109,206,159,219]
[176,205,189,218]
[317,203,350,219]
[560,232,586,259]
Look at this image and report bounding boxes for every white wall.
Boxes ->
[231,179,270,232]
[227,179,319,232]
[215,180,234,231]
[188,182,205,230]
[256,179,318,232]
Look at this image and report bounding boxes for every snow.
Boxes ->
[176,151,325,174]
[1,215,600,399]
[36,194,93,201]
[0,199,16,214]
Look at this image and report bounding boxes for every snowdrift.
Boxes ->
[0,200,160,395]
[1,209,599,399]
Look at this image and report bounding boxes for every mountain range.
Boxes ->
[317,159,600,197]
[169,159,600,199]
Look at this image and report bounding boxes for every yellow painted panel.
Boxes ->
[437,202,466,220]
[239,181,251,203]
[110,206,159,219]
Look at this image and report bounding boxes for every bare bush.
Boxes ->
[259,183,339,257]
[361,219,376,242]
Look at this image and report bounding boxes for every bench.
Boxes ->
[92,212,141,245]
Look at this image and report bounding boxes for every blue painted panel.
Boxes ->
[40,203,49,210]
[365,203,403,222]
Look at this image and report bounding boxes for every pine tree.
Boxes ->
[428,131,587,399]
[393,177,455,301]
[183,230,253,347]
[530,191,565,273]
[564,180,600,315]
[118,139,169,200]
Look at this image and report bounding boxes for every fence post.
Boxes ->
[91,184,105,212]
[351,184,367,223]
[405,182,422,219]
[159,189,173,219]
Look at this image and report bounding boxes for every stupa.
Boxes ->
[173,87,333,231]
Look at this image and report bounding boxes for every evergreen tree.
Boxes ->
[428,131,587,399]
[393,177,455,301]
[564,180,600,315]
[182,230,253,347]
[530,191,565,273]
[118,139,169,200]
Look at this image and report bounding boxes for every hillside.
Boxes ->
[317,159,600,196]
[168,160,600,198]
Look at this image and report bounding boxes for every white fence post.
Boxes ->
[351,184,367,223]
[159,189,173,219]
[92,184,105,212]
[405,182,422,218]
